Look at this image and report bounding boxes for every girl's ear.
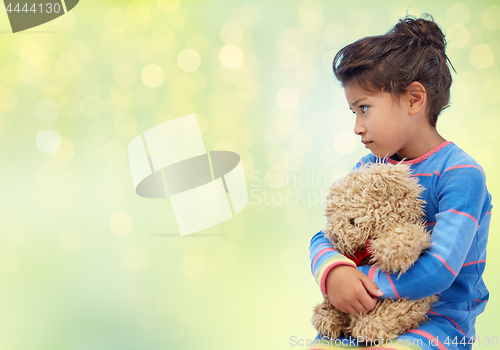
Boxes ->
[406,81,427,115]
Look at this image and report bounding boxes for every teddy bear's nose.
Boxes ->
[332,234,339,244]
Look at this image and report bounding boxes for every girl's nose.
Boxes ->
[354,116,366,135]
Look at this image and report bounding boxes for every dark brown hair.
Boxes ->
[333,14,454,127]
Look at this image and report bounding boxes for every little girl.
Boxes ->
[309,15,492,350]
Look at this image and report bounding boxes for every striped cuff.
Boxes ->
[315,257,357,295]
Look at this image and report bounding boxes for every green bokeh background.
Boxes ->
[0,0,498,349]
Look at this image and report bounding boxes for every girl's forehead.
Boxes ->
[344,84,379,104]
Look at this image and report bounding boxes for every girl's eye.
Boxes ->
[360,105,368,113]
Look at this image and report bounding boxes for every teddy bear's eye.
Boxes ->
[350,218,356,226]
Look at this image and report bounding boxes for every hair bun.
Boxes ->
[391,15,446,51]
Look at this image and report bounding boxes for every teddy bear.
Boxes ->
[312,161,438,341]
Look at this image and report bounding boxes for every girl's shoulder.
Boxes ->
[354,142,486,179]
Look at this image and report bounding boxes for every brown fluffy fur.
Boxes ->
[312,162,438,341]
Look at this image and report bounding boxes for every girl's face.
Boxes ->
[344,84,417,160]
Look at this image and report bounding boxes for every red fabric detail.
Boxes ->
[343,240,371,266]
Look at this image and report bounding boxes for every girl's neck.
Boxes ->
[394,128,447,161]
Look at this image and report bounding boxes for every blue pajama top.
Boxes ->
[309,141,493,350]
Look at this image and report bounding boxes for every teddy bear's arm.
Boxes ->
[369,222,431,275]
[310,230,357,295]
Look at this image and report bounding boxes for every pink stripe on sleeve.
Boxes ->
[428,311,466,335]
[432,253,458,277]
[444,164,485,177]
[320,261,356,295]
[385,272,400,299]
[368,265,377,281]
[312,248,336,267]
[462,259,486,267]
[448,209,479,226]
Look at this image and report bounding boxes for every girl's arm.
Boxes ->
[357,165,491,300]
[310,230,357,296]
[310,157,369,296]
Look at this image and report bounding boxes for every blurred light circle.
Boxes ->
[157,0,180,13]
[265,165,289,189]
[114,64,138,87]
[36,130,61,154]
[180,256,204,279]
[333,131,358,155]
[290,131,313,155]
[231,128,253,150]
[454,71,479,95]
[105,164,128,186]
[102,141,127,164]
[446,24,470,49]
[81,95,104,119]
[124,248,148,272]
[276,87,299,111]
[110,212,133,235]
[218,45,243,69]
[20,41,45,64]
[278,47,301,69]
[18,61,43,83]
[294,64,317,89]
[482,5,500,30]
[324,23,348,48]
[446,2,471,25]
[217,240,240,264]
[220,22,244,45]
[277,28,303,49]
[141,64,165,87]
[55,54,80,78]
[481,78,500,103]
[300,8,324,34]
[105,8,128,32]
[0,88,17,113]
[54,10,75,30]
[127,1,150,26]
[178,48,201,72]
[151,26,175,50]
[36,99,60,123]
[61,94,81,118]
[470,44,494,69]
[214,137,237,152]
[58,227,82,252]
[53,138,76,162]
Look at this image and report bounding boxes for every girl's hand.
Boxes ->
[325,265,383,314]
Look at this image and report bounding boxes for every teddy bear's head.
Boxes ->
[324,162,430,273]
